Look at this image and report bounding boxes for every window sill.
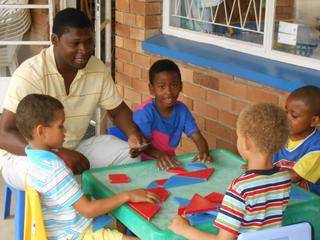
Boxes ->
[142,34,320,92]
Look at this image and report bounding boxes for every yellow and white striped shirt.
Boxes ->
[2,46,122,153]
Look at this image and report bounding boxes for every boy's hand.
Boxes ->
[127,189,159,203]
[157,153,181,170]
[129,142,150,158]
[192,151,213,163]
[168,215,190,235]
[57,148,90,174]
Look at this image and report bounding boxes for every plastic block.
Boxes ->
[109,173,130,183]
[185,163,207,171]
[177,206,185,215]
[163,176,205,189]
[167,167,187,174]
[147,181,159,189]
[128,202,160,221]
[205,192,225,203]
[148,187,170,202]
[173,197,190,206]
[92,215,113,232]
[188,213,215,226]
[154,179,168,187]
[184,194,217,214]
[178,168,215,180]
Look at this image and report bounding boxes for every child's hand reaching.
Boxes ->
[192,151,213,163]
[168,215,190,236]
[127,189,159,204]
[157,153,181,170]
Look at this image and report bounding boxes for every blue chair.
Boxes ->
[107,126,128,141]
[2,182,25,240]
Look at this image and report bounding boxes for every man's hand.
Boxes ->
[56,148,90,174]
[157,153,181,170]
[127,129,149,157]
[192,151,213,163]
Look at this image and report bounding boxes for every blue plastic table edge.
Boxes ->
[142,34,320,92]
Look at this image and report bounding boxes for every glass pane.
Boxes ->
[273,0,320,60]
[169,0,266,44]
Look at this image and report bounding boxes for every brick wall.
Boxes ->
[115,0,290,155]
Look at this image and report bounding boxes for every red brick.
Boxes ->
[232,99,249,114]
[210,69,233,81]
[115,36,124,48]
[180,66,194,83]
[247,88,279,104]
[115,60,124,72]
[183,83,206,101]
[124,87,142,104]
[115,48,132,63]
[178,95,193,110]
[133,53,150,68]
[123,38,137,52]
[136,15,145,28]
[219,110,238,128]
[130,27,145,41]
[206,90,232,111]
[194,101,218,120]
[132,79,150,95]
[131,1,146,14]
[123,13,136,25]
[216,138,238,154]
[116,0,129,12]
[115,23,130,38]
[115,72,132,87]
[181,136,198,153]
[145,29,161,38]
[145,15,162,29]
[123,63,141,78]
[115,11,124,23]
[205,120,234,142]
[194,72,219,90]
[219,80,247,99]
[193,113,205,130]
[146,2,162,15]
[202,132,216,149]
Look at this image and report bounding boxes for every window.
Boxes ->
[163,0,320,70]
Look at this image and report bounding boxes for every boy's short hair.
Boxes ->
[289,85,320,116]
[53,8,92,37]
[237,103,289,155]
[16,94,64,140]
[149,59,181,84]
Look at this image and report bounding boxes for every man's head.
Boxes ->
[16,94,65,148]
[51,8,94,70]
[148,59,182,110]
[236,103,289,159]
[286,85,320,140]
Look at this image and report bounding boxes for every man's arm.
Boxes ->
[0,109,26,155]
[108,102,146,147]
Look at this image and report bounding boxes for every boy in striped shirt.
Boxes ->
[16,94,159,240]
[169,103,292,240]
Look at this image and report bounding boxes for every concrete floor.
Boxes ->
[0,177,14,240]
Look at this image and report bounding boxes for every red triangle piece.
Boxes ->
[167,167,187,174]
[184,194,217,214]
[128,202,160,221]
[177,168,214,180]
[177,206,185,215]
[148,187,170,202]
[205,192,224,203]
[154,178,168,187]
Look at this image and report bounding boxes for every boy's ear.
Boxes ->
[244,135,253,151]
[35,125,45,138]
[148,83,155,96]
[311,115,320,128]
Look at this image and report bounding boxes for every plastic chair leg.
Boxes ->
[2,183,12,219]
[14,189,25,240]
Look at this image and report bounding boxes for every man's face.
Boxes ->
[52,27,94,70]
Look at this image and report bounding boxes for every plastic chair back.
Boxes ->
[237,222,312,240]
[24,187,47,240]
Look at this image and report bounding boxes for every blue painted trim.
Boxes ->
[142,34,320,92]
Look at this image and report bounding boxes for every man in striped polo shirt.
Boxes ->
[169,103,292,240]
[0,8,147,190]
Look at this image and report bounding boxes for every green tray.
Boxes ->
[82,149,320,240]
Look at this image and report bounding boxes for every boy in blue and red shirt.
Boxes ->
[273,85,320,195]
[133,59,212,169]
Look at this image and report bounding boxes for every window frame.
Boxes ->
[163,0,320,70]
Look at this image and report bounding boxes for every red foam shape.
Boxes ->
[148,187,170,202]
[154,178,168,187]
[128,202,160,221]
[167,167,187,174]
[177,168,214,180]
[205,192,225,203]
[109,174,129,180]
[177,206,185,215]
[184,194,217,214]
[110,178,129,183]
